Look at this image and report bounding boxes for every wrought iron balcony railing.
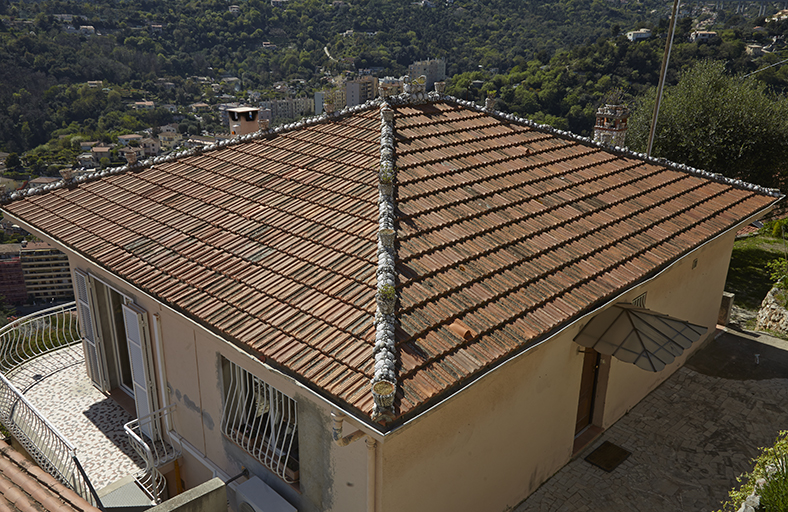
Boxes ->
[124,404,181,504]
[0,302,99,506]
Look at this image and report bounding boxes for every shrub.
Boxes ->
[721,431,788,511]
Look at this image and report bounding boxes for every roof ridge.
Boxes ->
[371,102,398,423]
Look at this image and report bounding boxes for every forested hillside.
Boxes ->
[1,0,787,174]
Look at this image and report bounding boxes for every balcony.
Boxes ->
[0,302,180,506]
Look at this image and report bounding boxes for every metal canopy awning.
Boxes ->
[574,304,708,372]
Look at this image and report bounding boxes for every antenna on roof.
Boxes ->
[647,0,681,157]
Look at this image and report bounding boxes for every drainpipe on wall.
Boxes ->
[331,411,376,512]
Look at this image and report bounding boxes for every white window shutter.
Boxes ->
[122,302,159,438]
[73,269,109,391]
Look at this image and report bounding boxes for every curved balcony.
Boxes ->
[0,302,180,505]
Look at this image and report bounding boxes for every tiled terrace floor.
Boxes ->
[514,329,788,512]
[13,346,145,491]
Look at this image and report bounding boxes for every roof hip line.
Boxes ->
[371,102,398,422]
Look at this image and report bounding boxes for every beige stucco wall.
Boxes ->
[376,231,739,512]
[379,334,581,512]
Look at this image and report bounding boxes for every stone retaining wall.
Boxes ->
[755,287,788,333]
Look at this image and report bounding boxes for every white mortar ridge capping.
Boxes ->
[372,101,398,422]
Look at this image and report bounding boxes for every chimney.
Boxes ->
[593,104,630,147]
[228,107,261,135]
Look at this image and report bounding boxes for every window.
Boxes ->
[221,358,299,484]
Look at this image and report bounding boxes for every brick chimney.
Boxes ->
[593,104,630,147]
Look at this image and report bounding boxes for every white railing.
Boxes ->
[0,302,99,506]
[124,404,181,503]
[0,372,98,506]
[221,360,299,483]
[0,302,82,392]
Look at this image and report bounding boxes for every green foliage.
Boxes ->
[378,284,396,300]
[760,457,788,512]
[4,152,20,169]
[722,431,788,511]
[767,258,788,290]
[628,61,788,188]
[0,295,14,328]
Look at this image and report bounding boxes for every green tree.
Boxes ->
[4,152,21,169]
[628,61,788,188]
[0,294,15,328]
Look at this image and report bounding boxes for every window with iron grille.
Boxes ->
[221,358,299,483]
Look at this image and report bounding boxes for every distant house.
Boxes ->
[140,138,161,157]
[79,25,95,35]
[689,30,717,42]
[190,102,211,113]
[228,5,240,13]
[346,76,378,107]
[20,241,74,302]
[77,153,96,167]
[79,141,99,152]
[150,24,163,32]
[767,9,788,22]
[408,58,447,90]
[626,28,652,41]
[90,145,112,162]
[87,80,103,88]
[746,44,764,57]
[117,134,143,146]
[134,100,155,110]
[379,77,405,98]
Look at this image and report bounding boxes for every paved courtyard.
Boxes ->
[514,328,788,512]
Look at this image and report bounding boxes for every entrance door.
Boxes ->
[575,348,600,435]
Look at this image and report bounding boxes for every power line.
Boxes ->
[742,56,788,78]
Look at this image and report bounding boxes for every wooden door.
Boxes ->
[575,348,600,435]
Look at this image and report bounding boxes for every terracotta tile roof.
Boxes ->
[0,441,101,512]
[1,99,779,425]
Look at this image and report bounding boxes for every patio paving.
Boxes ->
[514,328,788,512]
[15,346,145,491]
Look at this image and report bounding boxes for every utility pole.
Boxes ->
[647,0,681,157]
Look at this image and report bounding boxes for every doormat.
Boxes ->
[584,441,631,472]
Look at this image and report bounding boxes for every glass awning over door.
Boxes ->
[574,304,707,372]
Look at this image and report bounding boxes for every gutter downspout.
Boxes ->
[331,411,376,512]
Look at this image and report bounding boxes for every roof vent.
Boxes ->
[448,319,475,341]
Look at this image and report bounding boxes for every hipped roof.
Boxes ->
[1,97,780,427]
